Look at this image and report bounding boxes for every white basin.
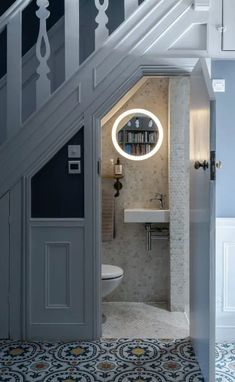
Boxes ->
[124,208,170,223]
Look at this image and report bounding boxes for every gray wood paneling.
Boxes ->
[0,192,9,338]
[46,242,70,308]
[9,180,23,339]
[28,222,88,340]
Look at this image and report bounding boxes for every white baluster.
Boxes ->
[124,0,139,19]
[36,0,51,109]
[65,0,80,80]
[94,0,109,49]
[7,12,22,137]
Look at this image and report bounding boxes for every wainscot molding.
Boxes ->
[223,242,235,312]
[217,218,235,226]
[216,326,235,343]
[216,217,235,341]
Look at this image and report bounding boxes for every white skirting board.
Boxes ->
[216,218,235,342]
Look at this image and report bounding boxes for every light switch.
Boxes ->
[212,79,225,93]
[68,145,81,158]
[68,161,81,174]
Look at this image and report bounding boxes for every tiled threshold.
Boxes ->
[102,302,189,339]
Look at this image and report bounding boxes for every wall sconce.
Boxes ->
[114,158,123,197]
[114,176,123,197]
[194,160,209,171]
[102,158,124,197]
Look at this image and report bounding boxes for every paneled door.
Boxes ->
[26,125,98,340]
[0,192,10,339]
[190,62,216,382]
[222,0,235,51]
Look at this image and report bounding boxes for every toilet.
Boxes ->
[102,264,124,298]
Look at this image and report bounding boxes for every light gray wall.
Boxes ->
[212,60,235,217]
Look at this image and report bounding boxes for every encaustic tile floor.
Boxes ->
[216,342,235,382]
[0,338,204,382]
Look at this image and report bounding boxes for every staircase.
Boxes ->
[0,0,215,346]
[0,0,210,197]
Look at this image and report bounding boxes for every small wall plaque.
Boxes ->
[68,160,81,174]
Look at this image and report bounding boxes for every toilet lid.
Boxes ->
[102,264,123,280]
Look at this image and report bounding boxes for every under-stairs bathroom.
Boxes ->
[2,0,233,378]
[100,77,190,338]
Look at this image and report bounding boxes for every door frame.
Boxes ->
[90,60,215,343]
[91,66,189,338]
[202,61,216,382]
[189,59,216,382]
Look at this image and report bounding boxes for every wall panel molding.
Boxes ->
[28,220,88,339]
[45,242,71,309]
[223,242,235,312]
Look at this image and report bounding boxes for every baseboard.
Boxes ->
[216,326,235,342]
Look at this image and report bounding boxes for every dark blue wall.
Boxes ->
[212,60,235,217]
[31,128,84,218]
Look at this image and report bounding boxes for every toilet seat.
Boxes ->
[102,264,123,280]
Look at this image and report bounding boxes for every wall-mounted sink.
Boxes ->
[124,209,170,223]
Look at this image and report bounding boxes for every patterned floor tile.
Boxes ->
[216,342,235,381]
[0,338,204,381]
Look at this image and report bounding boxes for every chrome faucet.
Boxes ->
[149,193,166,209]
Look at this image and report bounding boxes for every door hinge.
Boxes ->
[210,150,216,181]
[97,159,101,176]
[8,215,11,225]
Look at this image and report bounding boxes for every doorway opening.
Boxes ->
[99,76,190,339]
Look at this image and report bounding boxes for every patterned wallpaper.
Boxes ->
[102,78,170,302]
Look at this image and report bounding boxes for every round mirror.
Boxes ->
[112,108,163,161]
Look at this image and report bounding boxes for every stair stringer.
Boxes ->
[0,0,203,198]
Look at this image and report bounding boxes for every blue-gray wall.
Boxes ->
[212,60,235,217]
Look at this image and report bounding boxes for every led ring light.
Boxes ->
[112,108,164,161]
